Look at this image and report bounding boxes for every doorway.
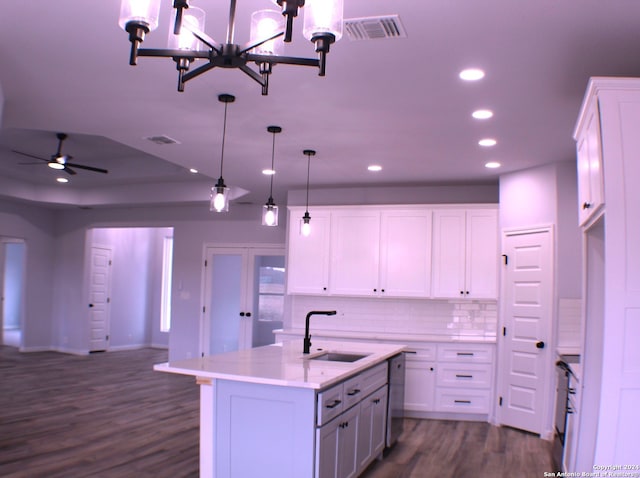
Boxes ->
[201,245,285,356]
[1,239,26,348]
[498,227,554,436]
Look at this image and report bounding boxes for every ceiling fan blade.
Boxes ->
[63,166,77,175]
[11,150,49,162]
[65,162,108,174]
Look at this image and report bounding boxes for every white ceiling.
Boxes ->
[1,0,640,209]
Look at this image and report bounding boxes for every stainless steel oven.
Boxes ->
[553,356,579,470]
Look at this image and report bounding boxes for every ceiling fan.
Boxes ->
[13,132,108,175]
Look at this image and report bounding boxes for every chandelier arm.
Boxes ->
[137,48,211,60]
[245,53,319,68]
[239,31,285,55]
[181,62,218,83]
[238,64,267,86]
[183,24,222,53]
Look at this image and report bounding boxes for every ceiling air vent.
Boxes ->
[145,135,180,145]
[344,15,407,41]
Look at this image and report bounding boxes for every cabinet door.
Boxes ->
[404,360,436,412]
[465,209,498,299]
[431,209,466,298]
[287,208,331,295]
[316,419,339,478]
[330,209,380,296]
[379,209,432,297]
[370,387,388,459]
[576,97,604,226]
[337,405,360,478]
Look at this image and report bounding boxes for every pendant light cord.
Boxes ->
[305,152,311,211]
[219,101,229,178]
[269,130,276,197]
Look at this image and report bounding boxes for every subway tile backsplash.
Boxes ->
[287,295,498,338]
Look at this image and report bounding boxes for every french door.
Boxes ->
[202,246,285,356]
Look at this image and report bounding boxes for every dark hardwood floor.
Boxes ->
[0,346,553,478]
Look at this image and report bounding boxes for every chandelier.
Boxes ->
[118,0,344,95]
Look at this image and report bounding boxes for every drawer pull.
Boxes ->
[454,399,472,404]
[347,389,361,396]
[326,399,342,409]
[456,352,474,357]
[455,374,474,379]
[404,350,418,354]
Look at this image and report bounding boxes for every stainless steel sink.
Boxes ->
[308,352,370,362]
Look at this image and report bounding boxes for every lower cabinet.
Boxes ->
[356,386,388,471]
[316,405,360,478]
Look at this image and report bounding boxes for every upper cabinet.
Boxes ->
[286,208,331,295]
[286,204,497,300]
[431,208,498,299]
[575,93,604,226]
[329,208,432,297]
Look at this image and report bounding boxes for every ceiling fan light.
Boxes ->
[118,0,161,32]
[250,10,284,56]
[303,0,344,42]
[168,6,206,50]
[48,161,65,170]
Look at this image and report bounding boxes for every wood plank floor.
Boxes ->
[0,346,553,477]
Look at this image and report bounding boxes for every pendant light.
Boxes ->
[262,125,282,226]
[210,93,235,213]
[301,149,316,236]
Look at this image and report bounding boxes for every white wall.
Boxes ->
[0,200,56,350]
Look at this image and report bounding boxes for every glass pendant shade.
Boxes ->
[262,202,279,226]
[168,6,206,50]
[301,211,311,236]
[250,10,285,55]
[303,0,343,42]
[118,0,161,31]
[210,180,230,213]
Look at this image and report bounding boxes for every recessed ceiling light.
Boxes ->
[485,161,501,169]
[479,138,497,147]
[459,68,485,81]
[189,168,198,174]
[367,165,382,172]
[262,168,276,175]
[56,177,69,183]
[472,109,493,120]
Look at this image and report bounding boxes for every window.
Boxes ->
[160,236,174,332]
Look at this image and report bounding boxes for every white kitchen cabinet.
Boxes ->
[403,345,437,413]
[329,207,432,297]
[575,92,604,227]
[329,209,381,296]
[431,208,498,299]
[378,209,432,297]
[286,208,331,295]
[357,385,388,471]
[316,405,360,478]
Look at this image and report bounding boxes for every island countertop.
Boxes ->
[154,340,406,390]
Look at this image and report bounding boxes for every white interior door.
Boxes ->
[88,246,112,352]
[499,228,553,435]
[202,246,285,356]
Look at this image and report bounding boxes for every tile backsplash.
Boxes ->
[287,295,498,338]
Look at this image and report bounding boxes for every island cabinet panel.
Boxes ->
[356,385,388,470]
[316,405,360,478]
[214,380,316,478]
[286,208,331,295]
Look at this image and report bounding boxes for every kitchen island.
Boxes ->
[154,340,406,478]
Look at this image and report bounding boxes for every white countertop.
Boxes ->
[275,328,497,345]
[154,340,406,390]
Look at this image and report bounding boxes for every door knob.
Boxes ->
[536,341,545,349]
[88,304,94,308]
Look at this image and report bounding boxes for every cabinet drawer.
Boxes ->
[342,362,388,410]
[404,345,437,361]
[437,344,494,363]
[436,363,492,389]
[434,389,491,414]
[317,383,344,426]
